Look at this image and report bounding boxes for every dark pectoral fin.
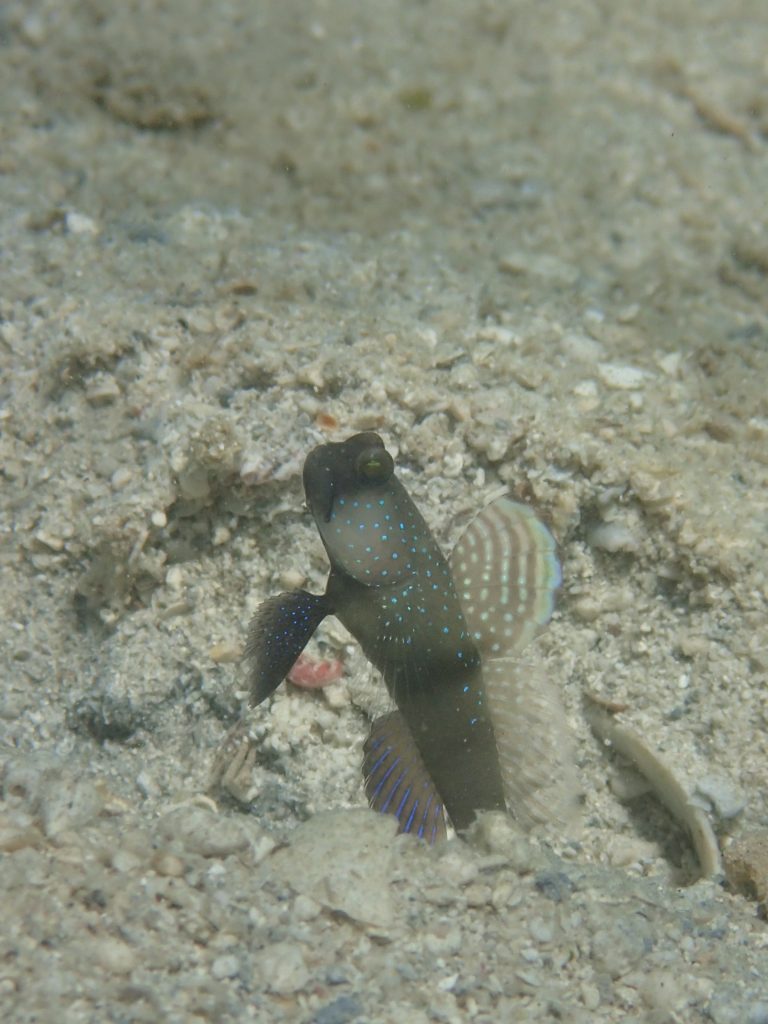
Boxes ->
[363,711,447,844]
[245,590,331,706]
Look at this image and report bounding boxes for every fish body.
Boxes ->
[327,564,507,831]
[247,432,564,838]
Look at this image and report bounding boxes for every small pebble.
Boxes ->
[212,524,231,546]
[468,812,538,873]
[0,823,41,852]
[436,849,479,887]
[33,529,64,552]
[677,632,710,658]
[65,210,99,235]
[485,435,509,461]
[165,566,185,590]
[534,871,575,904]
[112,848,144,873]
[561,332,604,363]
[111,467,134,490]
[424,926,462,956]
[571,597,603,622]
[442,451,464,477]
[588,521,640,554]
[597,363,649,390]
[293,894,320,921]
[92,937,137,975]
[692,775,746,821]
[85,373,121,406]
[573,378,599,397]
[528,916,554,944]
[156,806,253,858]
[657,351,683,377]
[19,13,46,44]
[209,641,242,664]
[520,946,541,964]
[581,981,601,1010]
[280,568,306,589]
[311,995,365,1024]
[436,973,460,992]
[321,681,349,709]
[152,851,186,877]
[135,770,159,798]
[325,966,350,985]
[259,941,309,995]
[211,954,240,980]
[491,881,517,911]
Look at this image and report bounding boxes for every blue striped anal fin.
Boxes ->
[245,590,331,706]
[450,496,561,660]
[363,711,447,844]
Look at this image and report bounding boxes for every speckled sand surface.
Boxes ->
[1,2,768,1022]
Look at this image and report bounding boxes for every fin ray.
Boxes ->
[363,711,447,844]
[483,654,582,832]
[451,497,561,660]
[246,590,330,706]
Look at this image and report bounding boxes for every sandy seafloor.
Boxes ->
[1,1,768,1021]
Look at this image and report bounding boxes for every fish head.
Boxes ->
[303,432,433,586]
[303,432,394,523]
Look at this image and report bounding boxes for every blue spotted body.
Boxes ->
[246,432,562,838]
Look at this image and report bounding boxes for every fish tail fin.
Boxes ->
[484,654,582,833]
[363,711,448,844]
[245,590,331,706]
[451,496,561,660]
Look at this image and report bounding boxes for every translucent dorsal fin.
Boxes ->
[483,653,582,832]
[450,496,561,660]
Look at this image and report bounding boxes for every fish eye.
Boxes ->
[356,447,394,483]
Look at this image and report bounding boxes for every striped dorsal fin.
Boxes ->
[450,496,561,660]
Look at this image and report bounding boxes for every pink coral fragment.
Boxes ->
[287,653,344,689]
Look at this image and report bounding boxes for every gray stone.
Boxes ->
[269,809,398,928]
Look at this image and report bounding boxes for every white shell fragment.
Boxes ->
[586,704,723,879]
[588,521,640,554]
